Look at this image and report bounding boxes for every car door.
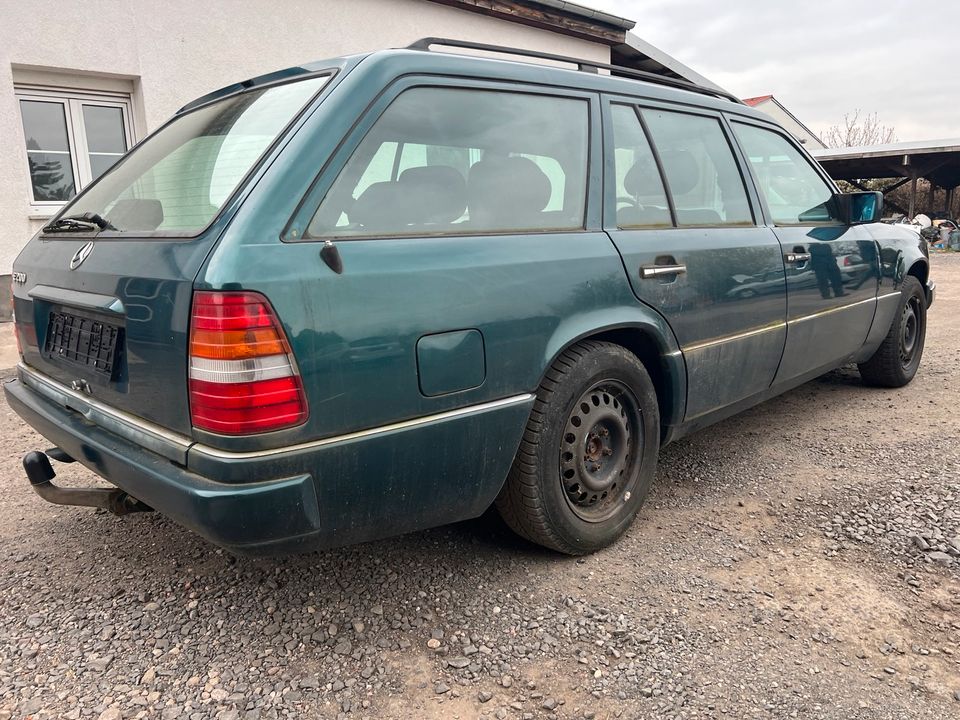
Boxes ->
[602,99,787,420]
[729,120,881,382]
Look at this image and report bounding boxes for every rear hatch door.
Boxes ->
[11,72,332,436]
[14,237,212,435]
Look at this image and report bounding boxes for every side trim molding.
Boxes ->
[680,293,895,355]
[682,321,785,353]
[18,364,536,465]
[192,393,536,460]
[788,294,887,326]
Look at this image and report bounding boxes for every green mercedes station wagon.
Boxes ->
[5,39,934,555]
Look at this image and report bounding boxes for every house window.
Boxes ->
[16,87,134,209]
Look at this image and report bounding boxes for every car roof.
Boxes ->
[179,46,773,127]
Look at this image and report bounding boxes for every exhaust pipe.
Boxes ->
[23,450,152,515]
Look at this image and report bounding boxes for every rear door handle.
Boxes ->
[784,252,811,264]
[640,264,687,279]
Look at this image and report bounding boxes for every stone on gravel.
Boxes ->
[88,655,113,672]
[333,639,352,655]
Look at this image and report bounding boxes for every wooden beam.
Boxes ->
[423,0,627,45]
[908,174,918,218]
[882,177,912,194]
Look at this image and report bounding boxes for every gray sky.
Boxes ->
[586,0,959,142]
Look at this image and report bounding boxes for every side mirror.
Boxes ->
[833,191,883,225]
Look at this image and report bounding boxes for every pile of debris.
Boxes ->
[884,213,960,249]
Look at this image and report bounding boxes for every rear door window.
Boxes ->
[642,109,753,227]
[610,104,671,228]
[306,87,590,237]
[732,122,837,224]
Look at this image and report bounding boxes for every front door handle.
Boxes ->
[784,252,812,264]
[640,264,687,279]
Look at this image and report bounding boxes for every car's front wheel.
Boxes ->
[496,341,660,554]
[858,275,927,387]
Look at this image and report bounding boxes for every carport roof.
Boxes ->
[812,138,960,189]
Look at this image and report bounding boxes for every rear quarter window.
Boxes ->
[306,86,590,237]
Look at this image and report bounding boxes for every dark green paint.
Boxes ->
[6,49,933,553]
[417,329,486,397]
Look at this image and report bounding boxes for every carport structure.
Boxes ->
[812,139,960,217]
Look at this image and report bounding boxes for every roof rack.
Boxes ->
[406,37,742,105]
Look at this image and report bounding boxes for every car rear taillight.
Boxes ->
[189,291,308,435]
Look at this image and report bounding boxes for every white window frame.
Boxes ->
[15,85,135,216]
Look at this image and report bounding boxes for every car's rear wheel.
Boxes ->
[495,341,659,554]
[858,275,927,387]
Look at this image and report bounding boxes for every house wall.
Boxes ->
[0,0,610,282]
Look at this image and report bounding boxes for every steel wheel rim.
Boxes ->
[900,296,921,368]
[559,379,643,522]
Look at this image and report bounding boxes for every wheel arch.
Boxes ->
[541,313,686,441]
[906,257,928,286]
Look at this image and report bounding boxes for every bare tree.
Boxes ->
[820,110,897,148]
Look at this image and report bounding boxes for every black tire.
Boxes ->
[858,275,927,388]
[495,341,660,555]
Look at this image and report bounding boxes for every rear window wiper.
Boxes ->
[43,213,117,233]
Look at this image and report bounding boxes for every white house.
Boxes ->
[0,0,720,318]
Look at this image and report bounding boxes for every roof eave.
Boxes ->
[422,0,634,45]
[613,32,729,93]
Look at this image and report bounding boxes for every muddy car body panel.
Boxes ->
[5,45,934,554]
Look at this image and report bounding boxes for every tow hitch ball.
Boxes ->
[22,450,152,515]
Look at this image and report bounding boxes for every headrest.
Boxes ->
[468,156,551,226]
[624,157,664,198]
[108,198,164,231]
[659,150,700,195]
[348,182,403,231]
[398,166,466,224]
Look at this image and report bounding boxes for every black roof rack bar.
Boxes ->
[406,37,742,105]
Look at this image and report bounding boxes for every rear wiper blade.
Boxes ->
[44,212,117,233]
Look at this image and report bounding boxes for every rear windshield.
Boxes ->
[52,75,328,234]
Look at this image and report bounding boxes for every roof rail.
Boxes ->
[406,37,742,105]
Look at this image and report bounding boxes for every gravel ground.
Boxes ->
[1,254,958,720]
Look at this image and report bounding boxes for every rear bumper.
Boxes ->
[4,365,532,555]
[4,376,322,554]
[925,279,936,308]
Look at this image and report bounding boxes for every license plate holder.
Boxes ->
[43,311,122,379]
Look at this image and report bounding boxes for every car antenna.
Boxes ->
[320,239,343,274]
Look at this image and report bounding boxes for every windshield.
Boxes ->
[53,75,328,234]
